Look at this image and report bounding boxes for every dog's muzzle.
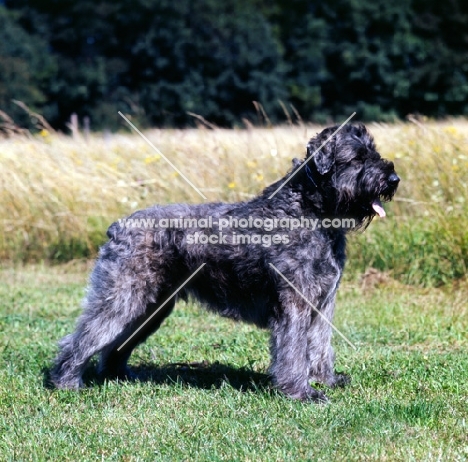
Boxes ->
[372,172,400,218]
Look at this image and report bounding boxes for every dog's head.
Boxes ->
[301,124,399,226]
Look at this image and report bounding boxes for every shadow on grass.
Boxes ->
[44,361,272,394]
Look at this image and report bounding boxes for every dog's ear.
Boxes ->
[307,137,336,175]
[292,158,302,169]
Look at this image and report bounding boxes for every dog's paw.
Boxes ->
[329,372,351,388]
[303,387,329,404]
[50,376,84,390]
[281,384,329,403]
[49,365,84,390]
[309,371,351,388]
[102,366,137,382]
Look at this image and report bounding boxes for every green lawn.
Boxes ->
[0,264,467,461]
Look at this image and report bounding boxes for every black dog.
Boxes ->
[51,124,399,401]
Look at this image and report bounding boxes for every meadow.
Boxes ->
[1,120,467,284]
[0,120,467,460]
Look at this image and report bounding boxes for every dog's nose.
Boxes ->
[388,173,400,185]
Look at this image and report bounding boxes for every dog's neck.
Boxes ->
[300,163,335,216]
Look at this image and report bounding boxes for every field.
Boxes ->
[0,120,467,460]
[1,120,467,284]
[1,265,467,460]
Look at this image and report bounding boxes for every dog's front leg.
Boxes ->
[307,288,350,388]
[269,292,328,402]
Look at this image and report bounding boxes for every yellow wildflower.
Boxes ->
[443,126,457,135]
[145,155,161,164]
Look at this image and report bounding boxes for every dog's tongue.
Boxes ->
[372,199,386,218]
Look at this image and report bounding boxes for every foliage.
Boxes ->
[5,0,286,129]
[0,7,56,129]
[3,0,468,128]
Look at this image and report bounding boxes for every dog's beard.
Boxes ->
[332,187,398,230]
[372,183,399,218]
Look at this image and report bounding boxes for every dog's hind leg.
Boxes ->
[50,258,169,389]
[98,294,176,380]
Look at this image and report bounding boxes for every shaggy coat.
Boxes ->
[51,124,399,401]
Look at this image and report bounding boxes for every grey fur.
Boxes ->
[51,124,399,401]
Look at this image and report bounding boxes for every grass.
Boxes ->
[0,265,467,461]
[0,120,467,459]
[1,120,467,285]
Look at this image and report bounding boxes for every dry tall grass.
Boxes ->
[1,120,467,284]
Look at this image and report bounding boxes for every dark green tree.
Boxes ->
[4,0,468,127]
[0,7,56,129]
[110,0,288,126]
[6,0,130,129]
[269,0,468,120]
[266,1,329,121]
[7,0,287,128]
[409,0,468,116]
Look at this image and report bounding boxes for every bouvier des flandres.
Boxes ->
[51,123,399,401]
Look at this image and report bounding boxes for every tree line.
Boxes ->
[1,0,467,131]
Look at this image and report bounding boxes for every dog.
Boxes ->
[51,124,399,401]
